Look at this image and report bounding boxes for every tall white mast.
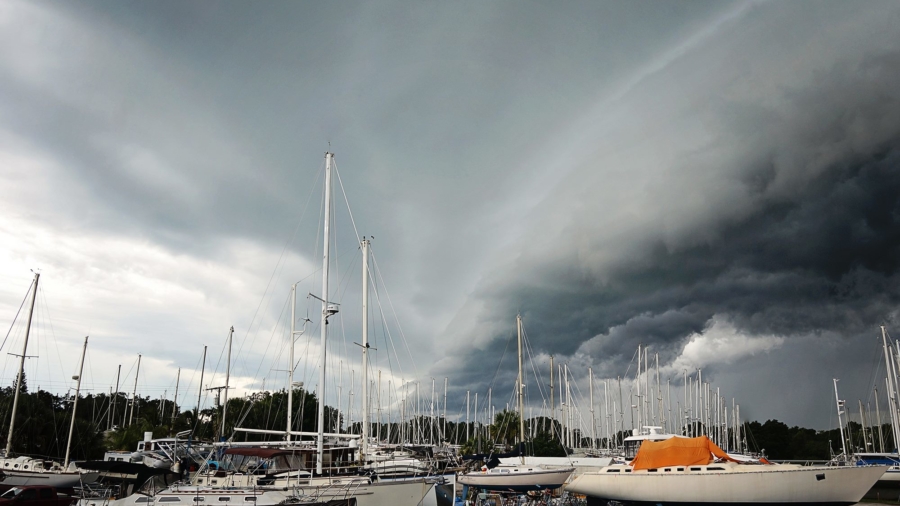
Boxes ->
[172,368,181,422]
[196,346,207,425]
[221,326,233,438]
[516,314,525,464]
[656,353,661,428]
[645,350,650,428]
[111,365,121,431]
[443,377,448,443]
[589,366,595,450]
[377,370,382,443]
[636,345,642,430]
[881,326,900,450]
[316,152,334,474]
[466,390,470,441]
[64,335,88,468]
[834,378,847,457]
[428,378,436,444]
[6,272,39,455]
[129,354,141,426]
[564,364,571,447]
[474,392,478,451]
[549,356,554,437]
[360,237,370,458]
[875,386,885,453]
[287,283,296,441]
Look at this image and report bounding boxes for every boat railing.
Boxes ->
[770,459,830,466]
[289,479,362,502]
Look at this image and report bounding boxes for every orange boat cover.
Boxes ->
[630,436,738,471]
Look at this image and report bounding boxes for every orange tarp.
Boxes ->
[630,436,738,471]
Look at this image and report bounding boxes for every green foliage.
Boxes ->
[490,410,520,446]
[529,430,566,457]
[743,419,890,460]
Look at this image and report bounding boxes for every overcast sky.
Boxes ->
[2,0,900,434]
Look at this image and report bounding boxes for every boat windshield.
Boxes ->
[0,488,22,499]
[624,440,641,460]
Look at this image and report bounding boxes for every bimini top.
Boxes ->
[630,436,737,471]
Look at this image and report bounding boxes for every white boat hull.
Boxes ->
[79,479,433,506]
[295,478,434,506]
[0,469,99,489]
[457,466,573,492]
[566,463,887,505]
[79,486,298,506]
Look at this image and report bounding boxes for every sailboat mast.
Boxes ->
[316,152,334,474]
[589,366,595,450]
[443,377,448,442]
[881,326,900,451]
[196,346,207,426]
[875,386,885,453]
[111,364,120,431]
[172,368,181,422]
[64,335,88,468]
[361,237,370,458]
[466,390,470,441]
[833,378,848,457]
[516,314,525,464]
[129,354,141,426]
[6,272,39,455]
[549,355,554,437]
[287,283,297,442]
[221,326,233,438]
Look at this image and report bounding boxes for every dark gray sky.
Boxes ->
[1,0,899,432]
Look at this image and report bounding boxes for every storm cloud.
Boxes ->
[434,4,900,427]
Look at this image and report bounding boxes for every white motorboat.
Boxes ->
[565,435,887,505]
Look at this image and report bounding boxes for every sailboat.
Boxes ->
[565,435,886,505]
[0,273,99,490]
[838,326,900,492]
[190,152,434,506]
[456,315,574,492]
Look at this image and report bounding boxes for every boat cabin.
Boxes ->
[622,427,676,460]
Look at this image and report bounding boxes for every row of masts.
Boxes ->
[833,326,900,458]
